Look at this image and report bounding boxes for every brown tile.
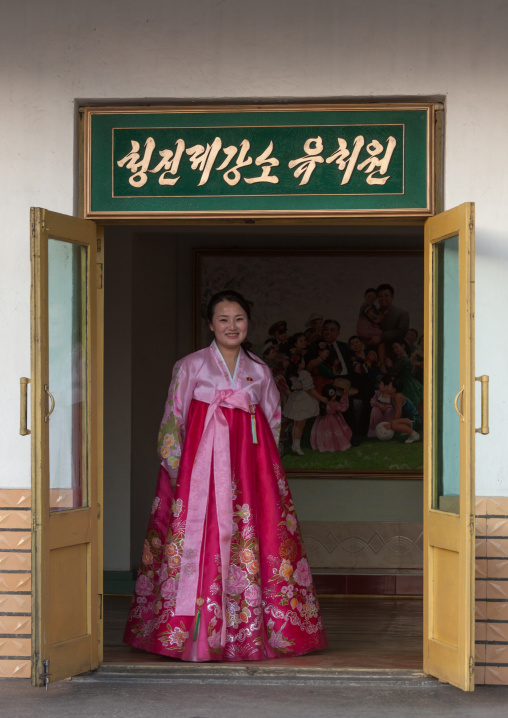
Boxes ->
[0,491,31,509]
[487,518,508,538]
[486,600,508,622]
[488,559,508,579]
[475,664,486,684]
[0,616,31,634]
[0,510,31,530]
[0,573,31,592]
[486,581,508,600]
[475,600,487,621]
[475,643,486,663]
[485,665,508,685]
[487,538,508,558]
[0,552,31,571]
[475,559,488,579]
[0,594,31,613]
[475,496,487,516]
[0,532,30,551]
[486,622,508,642]
[476,517,487,536]
[485,643,508,664]
[487,497,508,516]
[0,660,31,679]
[0,637,31,657]
[475,580,487,600]
[475,539,487,558]
[475,620,487,642]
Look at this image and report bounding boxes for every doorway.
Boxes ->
[101,222,425,670]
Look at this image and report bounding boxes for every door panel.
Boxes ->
[423,203,475,691]
[31,208,102,686]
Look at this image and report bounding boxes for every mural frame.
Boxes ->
[194,248,424,480]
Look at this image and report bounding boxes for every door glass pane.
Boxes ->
[433,234,460,513]
[48,239,88,511]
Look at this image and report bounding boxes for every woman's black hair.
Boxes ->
[206,289,263,364]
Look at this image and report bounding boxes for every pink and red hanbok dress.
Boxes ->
[124,341,327,661]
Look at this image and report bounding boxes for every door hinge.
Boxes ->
[97,263,103,290]
[469,515,475,534]
[97,502,101,519]
[97,238,101,253]
[469,656,475,675]
[39,658,51,691]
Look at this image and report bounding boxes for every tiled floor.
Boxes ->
[103,594,423,669]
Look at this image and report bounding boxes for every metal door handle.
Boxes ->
[44,384,55,423]
[454,386,464,421]
[19,377,31,435]
[475,375,489,434]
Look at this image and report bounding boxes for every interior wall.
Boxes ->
[104,224,424,571]
[103,238,133,570]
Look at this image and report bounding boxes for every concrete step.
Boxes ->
[75,663,440,687]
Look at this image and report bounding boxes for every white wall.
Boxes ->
[1,0,507,495]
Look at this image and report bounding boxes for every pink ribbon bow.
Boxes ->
[175,388,253,647]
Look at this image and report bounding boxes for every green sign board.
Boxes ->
[84,105,433,219]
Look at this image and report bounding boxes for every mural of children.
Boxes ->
[306,341,334,394]
[283,353,327,455]
[405,328,419,356]
[411,335,424,385]
[268,320,289,353]
[374,376,422,444]
[348,335,382,389]
[262,343,278,368]
[288,331,308,356]
[272,357,292,449]
[386,340,423,413]
[304,312,324,344]
[368,378,396,437]
[356,288,387,344]
[310,384,352,453]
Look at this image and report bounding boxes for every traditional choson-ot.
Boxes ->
[124,341,328,661]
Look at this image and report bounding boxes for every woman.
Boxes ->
[124,290,327,661]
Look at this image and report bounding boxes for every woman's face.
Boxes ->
[295,335,307,349]
[209,300,248,352]
[392,342,404,357]
[319,348,330,360]
[365,290,377,305]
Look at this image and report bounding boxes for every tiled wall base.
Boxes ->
[475,497,508,685]
[0,489,31,679]
[300,521,423,570]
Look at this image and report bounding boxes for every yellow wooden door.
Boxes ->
[423,203,476,691]
[30,208,104,687]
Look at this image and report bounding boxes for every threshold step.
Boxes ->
[75,664,437,687]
